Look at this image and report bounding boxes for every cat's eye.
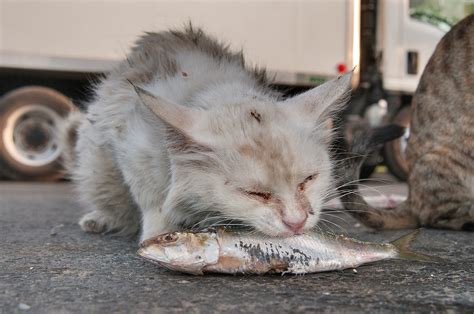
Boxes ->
[298,173,318,192]
[305,174,316,182]
[245,190,272,201]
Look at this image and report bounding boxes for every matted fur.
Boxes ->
[60,26,353,241]
[114,24,269,88]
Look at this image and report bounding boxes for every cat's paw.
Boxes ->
[79,211,108,233]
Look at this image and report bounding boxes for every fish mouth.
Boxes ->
[137,246,167,263]
[137,246,206,275]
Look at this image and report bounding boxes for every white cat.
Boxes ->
[60,26,352,242]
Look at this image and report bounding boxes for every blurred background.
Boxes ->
[0,0,473,182]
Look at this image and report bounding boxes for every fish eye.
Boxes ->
[162,234,178,242]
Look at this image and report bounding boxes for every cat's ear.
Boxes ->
[280,71,352,127]
[132,84,213,152]
[132,84,201,132]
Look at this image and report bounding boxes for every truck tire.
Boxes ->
[0,86,75,181]
[384,106,411,181]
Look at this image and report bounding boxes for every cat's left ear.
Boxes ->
[280,71,352,128]
[131,84,200,131]
[131,84,214,150]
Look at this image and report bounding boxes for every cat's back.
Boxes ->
[118,26,252,84]
[95,25,268,108]
[408,15,474,161]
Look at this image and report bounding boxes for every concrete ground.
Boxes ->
[1,181,473,313]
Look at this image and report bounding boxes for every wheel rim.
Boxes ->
[3,104,62,167]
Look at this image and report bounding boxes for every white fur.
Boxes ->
[66,29,352,242]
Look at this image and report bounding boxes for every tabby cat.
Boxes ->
[337,14,474,231]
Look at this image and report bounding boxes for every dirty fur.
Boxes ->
[59,25,353,241]
[336,15,474,231]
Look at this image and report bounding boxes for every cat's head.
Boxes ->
[134,72,352,236]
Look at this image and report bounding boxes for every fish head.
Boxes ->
[138,231,220,275]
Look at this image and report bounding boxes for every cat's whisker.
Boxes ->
[313,224,323,234]
[320,191,368,205]
[318,220,337,234]
[320,217,344,231]
[320,218,345,232]
[327,206,386,218]
[189,214,228,230]
[320,212,350,225]
[322,201,381,212]
[329,184,389,202]
[332,177,393,191]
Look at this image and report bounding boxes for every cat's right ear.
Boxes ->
[131,84,201,133]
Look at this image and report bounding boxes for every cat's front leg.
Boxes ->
[140,208,174,242]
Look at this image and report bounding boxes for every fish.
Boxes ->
[137,228,433,275]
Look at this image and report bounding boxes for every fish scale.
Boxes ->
[218,231,391,273]
[138,228,433,275]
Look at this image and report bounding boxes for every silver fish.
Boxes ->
[137,229,432,275]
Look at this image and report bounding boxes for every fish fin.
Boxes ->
[391,229,441,262]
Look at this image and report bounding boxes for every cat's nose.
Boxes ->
[282,215,307,234]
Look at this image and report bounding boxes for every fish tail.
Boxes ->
[390,229,439,262]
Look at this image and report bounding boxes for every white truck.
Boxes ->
[0,0,471,180]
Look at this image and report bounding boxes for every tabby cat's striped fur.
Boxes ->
[338,15,474,231]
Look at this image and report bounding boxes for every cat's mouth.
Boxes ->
[178,209,315,237]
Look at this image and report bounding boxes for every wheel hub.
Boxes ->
[3,104,61,167]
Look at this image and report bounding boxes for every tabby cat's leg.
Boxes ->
[409,152,474,230]
[74,139,140,236]
[430,203,474,230]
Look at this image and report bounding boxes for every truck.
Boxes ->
[0,0,472,180]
